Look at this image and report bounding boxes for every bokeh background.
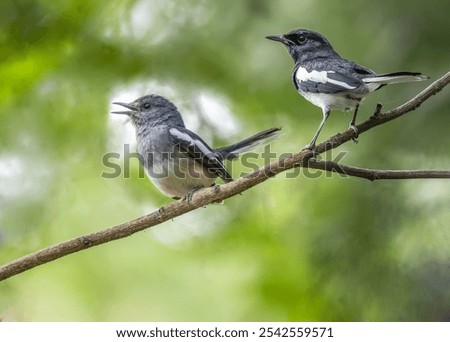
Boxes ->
[1,0,449,321]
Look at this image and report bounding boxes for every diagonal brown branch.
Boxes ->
[1,71,449,282]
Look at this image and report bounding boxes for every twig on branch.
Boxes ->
[308,160,450,181]
[1,71,449,282]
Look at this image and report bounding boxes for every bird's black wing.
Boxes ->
[294,59,369,94]
[169,127,233,183]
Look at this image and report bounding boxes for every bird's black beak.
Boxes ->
[111,102,138,115]
[265,34,290,45]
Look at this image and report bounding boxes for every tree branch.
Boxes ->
[1,71,449,282]
[307,160,450,181]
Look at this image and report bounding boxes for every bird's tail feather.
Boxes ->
[363,71,428,85]
[216,127,282,160]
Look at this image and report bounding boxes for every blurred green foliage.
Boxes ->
[1,0,449,321]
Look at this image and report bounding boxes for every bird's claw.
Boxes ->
[182,186,203,203]
[211,184,225,204]
[303,143,316,151]
[157,207,165,222]
[349,125,359,143]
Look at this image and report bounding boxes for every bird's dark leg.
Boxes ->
[305,108,330,150]
[349,103,360,127]
[349,103,360,142]
[182,186,204,203]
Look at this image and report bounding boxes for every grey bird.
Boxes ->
[266,28,427,149]
[112,94,281,200]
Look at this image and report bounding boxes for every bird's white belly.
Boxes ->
[299,91,361,111]
[146,157,216,199]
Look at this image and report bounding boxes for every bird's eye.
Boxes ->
[143,103,151,109]
[297,34,307,44]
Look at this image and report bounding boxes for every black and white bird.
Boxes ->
[112,94,281,200]
[266,28,427,149]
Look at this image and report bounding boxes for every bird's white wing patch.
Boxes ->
[169,128,212,156]
[296,67,357,90]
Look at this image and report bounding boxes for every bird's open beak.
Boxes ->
[265,34,290,44]
[111,102,138,115]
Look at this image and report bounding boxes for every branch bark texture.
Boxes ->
[1,71,449,282]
